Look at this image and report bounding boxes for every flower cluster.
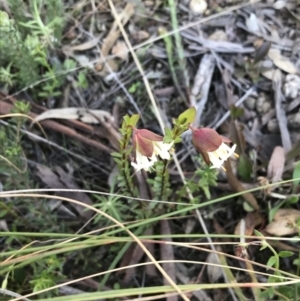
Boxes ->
[131,126,238,172]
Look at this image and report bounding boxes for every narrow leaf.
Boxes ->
[292,162,300,193]
[254,41,271,63]
[278,251,294,258]
[267,255,277,268]
[129,114,140,127]
[178,107,196,125]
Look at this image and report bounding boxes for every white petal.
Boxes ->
[207,143,237,169]
[131,150,157,172]
[153,141,173,160]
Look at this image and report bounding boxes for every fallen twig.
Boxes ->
[273,69,292,152]
[190,53,215,126]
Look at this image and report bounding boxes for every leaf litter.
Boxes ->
[1,0,300,299]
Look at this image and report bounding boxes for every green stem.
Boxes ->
[120,132,136,197]
[167,0,188,89]
[158,160,169,201]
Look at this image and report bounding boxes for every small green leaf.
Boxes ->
[113,158,122,165]
[292,162,300,193]
[260,287,274,299]
[165,127,172,135]
[237,154,252,181]
[267,255,277,268]
[243,201,255,212]
[128,114,140,127]
[278,251,294,258]
[287,195,299,204]
[164,136,174,143]
[268,201,283,223]
[268,275,281,283]
[254,229,264,237]
[123,115,130,125]
[0,210,7,218]
[111,152,122,158]
[128,82,140,93]
[293,258,300,266]
[1,274,8,289]
[230,105,244,119]
[178,107,196,125]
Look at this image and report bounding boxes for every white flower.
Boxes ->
[191,127,238,170]
[208,143,237,169]
[131,151,157,172]
[131,129,174,172]
[153,141,173,160]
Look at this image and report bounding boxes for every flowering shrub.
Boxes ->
[112,107,238,203]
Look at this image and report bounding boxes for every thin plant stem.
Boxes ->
[119,131,136,197]
[157,160,169,202]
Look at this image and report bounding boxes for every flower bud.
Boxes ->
[191,127,237,169]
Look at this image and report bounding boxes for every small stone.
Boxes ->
[261,58,274,69]
[189,0,207,14]
[245,97,256,110]
[111,40,128,61]
[273,0,286,9]
[144,0,154,6]
[288,113,300,130]
[267,119,279,133]
[131,30,150,41]
[284,74,300,99]
[246,13,260,33]
[256,93,272,114]
[208,30,228,41]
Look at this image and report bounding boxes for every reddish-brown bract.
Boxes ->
[191,127,232,166]
[132,129,163,158]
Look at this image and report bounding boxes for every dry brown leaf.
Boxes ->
[123,227,154,282]
[268,48,298,74]
[185,218,196,234]
[69,54,94,70]
[207,247,223,283]
[63,37,100,52]
[273,69,292,152]
[254,41,271,63]
[99,3,135,74]
[234,212,263,237]
[224,160,260,211]
[55,166,93,219]
[145,240,158,277]
[36,164,65,189]
[267,146,285,183]
[32,108,113,124]
[131,30,150,41]
[0,220,9,231]
[35,164,93,219]
[111,40,128,61]
[265,209,300,236]
[261,69,276,80]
